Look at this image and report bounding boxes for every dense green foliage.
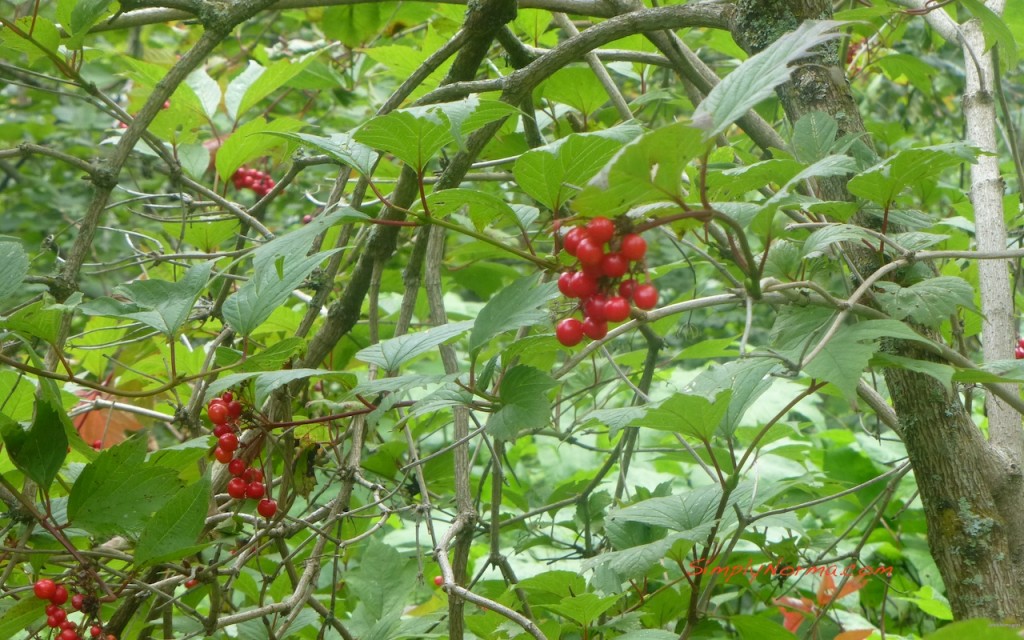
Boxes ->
[1,1,1023,639]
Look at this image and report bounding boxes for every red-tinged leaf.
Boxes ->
[774,596,815,633]
[73,391,142,448]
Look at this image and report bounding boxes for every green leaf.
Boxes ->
[68,437,182,537]
[356,321,474,371]
[0,393,68,489]
[872,352,954,392]
[730,615,798,640]
[234,55,319,120]
[539,593,620,627]
[70,0,113,35]
[848,143,976,206]
[874,277,975,327]
[961,0,1017,68]
[922,618,1023,640]
[685,359,780,437]
[513,132,626,211]
[354,108,453,172]
[635,389,732,440]
[0,597,44,640]
[215,117,304,181]
[801,223,875,259]
[574,121,706,216]
[323,4,385,47]
[185,67,221,118]
[222,249,340,337]
[693,20,843,138]
[345,540,418,620]
[135,476,210,566]
[485,365,556,440]
[469,273,559,356]
[609,485,723,535]
[896,585,953,621]
[0,17,60,62]
[111,261,212,336]
[0,240,29,306]
[208,369,355,407]
[426,188,516,230]
[582,532,689,582]
[763,155,857,210]
[542,67,610,116]
[267,131,378,175]
[875,54,938,96]
[791,111,839,164]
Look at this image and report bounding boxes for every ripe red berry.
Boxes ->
[71,594,85,611]
[568,272,599,299]
[34,579,57,600]
[51,584,68,605]
[575,238,604,266]
[1016,345,1024,360]
[246,481,266,500]
[226,400,243,419]
[92,625,103,638]
[221,391,233,403]
[228,458,246,476]
[59,628,78,640]
[620,233,647,261]
[46,604,61,617]
[433,575,443,586]
[633,284,658,310]
[557,272,576,298]
[582,317,608,340]
[48,615,61,628]
[60,620,76,631]
[581,262,604,279]
[217,433,239,453]
[243,468,264,483]
[302,214,314,224]
[563,227,587,256]
[586,216,615,244]
[212,424,233,438]
[604,296,631,322]
[207,402,229,425]
[214,447,233,464]
[583,296,607,322]
[91,439,102,450]
[556,318,584,347]
[227,477,247,499]
[257,498,278,518]
[618,278,638,300]
[600,253,629,278]
[185,579,199,589]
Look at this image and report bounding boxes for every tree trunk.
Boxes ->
[729,0,1024,621]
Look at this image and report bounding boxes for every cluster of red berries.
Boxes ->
[207,392,277,519]
[1015,338,1024,359]
[231,167,275,197]
[32,580,114,640]
[554,217,659,347]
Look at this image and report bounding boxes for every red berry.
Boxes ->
[618,278,638,300]
[217,433,239,453]
[583,296,607,322]
[71,594,85,611]
[620,233,647,261]
[568,272,599,299]
[46,604,61,616]
[227,477,247,499]
[91,439,102,450]
[207,402,229,425]
[214,447,233,464]
[556,318,584,347]
[51,584,68,605]
[48,615,61,628]
[575,238,604,266]
[633,284,658,310]
[91,626,103,638]
[228,458,247,476]
[59,620,75,631]
[34,579,57,600]
[227,400,243,420]
[600,253,629,278]
[563,227,587,256]
[241,175,256,189]
[582,317,608,340]
[212,424,233,438]
[59,629,78,640]
[586,216,615,244]
[581,262,604,279]
[243,468,264,483]
[257,498,278,518]
[1016,345,1024,360]
[246,481,266,500]
[185,579,199,589]
[221,391,233,403]
[433,575,443,587]
[302,214,314,224]
[604,296,631,322]
[557,272,576,297]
